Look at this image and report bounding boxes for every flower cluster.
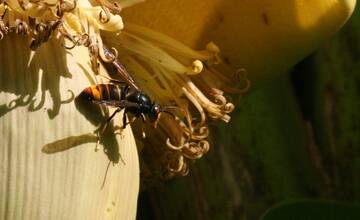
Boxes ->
[0,0,249,185]
[0,0,126,70]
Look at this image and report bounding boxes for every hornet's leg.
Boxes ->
[107,107,122,123]
[102,107,122,135]
[140,113,146,122]
[95,107,122,151]
[122,109,128,129]
[121,113,138,129]
[121,108,140,129]
[140,113,146,138]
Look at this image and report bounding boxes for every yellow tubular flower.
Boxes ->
[0,0,356,219]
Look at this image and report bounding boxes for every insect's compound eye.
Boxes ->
[150,104,161,121]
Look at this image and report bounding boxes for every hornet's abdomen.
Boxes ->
[81,84,122,101]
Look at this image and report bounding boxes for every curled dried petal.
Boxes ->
[182,140,209,160]
[166,138,184,151]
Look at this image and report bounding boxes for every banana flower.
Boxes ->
[0,0,355,219]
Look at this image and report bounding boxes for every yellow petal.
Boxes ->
[122,0,356,85]
[0,35,139,220]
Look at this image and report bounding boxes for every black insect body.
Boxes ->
[80,83,169,129]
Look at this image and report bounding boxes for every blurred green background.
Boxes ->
[137,6,360,220]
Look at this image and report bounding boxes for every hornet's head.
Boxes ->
[149,103,161,127]
[149,103,179,128]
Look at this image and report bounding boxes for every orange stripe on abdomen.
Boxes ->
[91,85,101,100]
[92,84,122,101]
